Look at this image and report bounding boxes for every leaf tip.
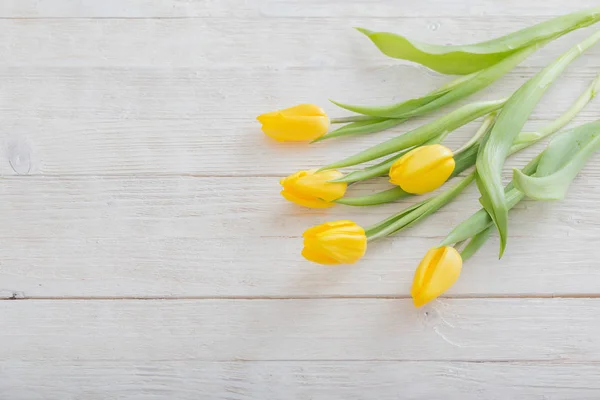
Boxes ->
[354,27,373,36]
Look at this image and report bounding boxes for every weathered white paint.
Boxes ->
[0,79,596,176]
[0,0,599,398]
[1,360,600,400]
[0,299,600,361]
[0,177,598,297]
[0,0,597,18]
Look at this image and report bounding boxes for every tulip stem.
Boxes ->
[330,115,380,124]
[453,112,497,156]
[365,173,476,241]
[337,72,600,206]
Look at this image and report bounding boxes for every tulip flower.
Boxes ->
[302,220,367,265]
[389,144,455,194]
[411,246,462,307]
[280,169,347,208]
[257,104,330,142]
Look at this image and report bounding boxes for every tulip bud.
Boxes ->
[302,220,367,265]
[411,246,462,307]
[389,144,455,194]
[257,104,330,142]
[280,169,347,208]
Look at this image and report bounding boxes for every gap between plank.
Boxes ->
[0,16,569,21]
[4,294,600,301]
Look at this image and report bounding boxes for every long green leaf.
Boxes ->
[313,118,405,142]
[356,8,600,75]
[475,30,600,258]
[333,45,538,118]
[513,121,600,200]
[335,73,600,207]
[440,155,542,247]
[331,72,474,118]
[320,99,505,171]
[442,120,600,247]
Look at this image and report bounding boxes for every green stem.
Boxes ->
[454,112,497,155]
[330,116,380,124]
[333,130,452,184]
[365,174,476,241]
[337,73,600,206]
[320,98,506,171]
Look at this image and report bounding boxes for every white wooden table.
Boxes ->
[1,1,599,398]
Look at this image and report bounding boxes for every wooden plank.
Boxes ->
[0,175,598,297]
[1,299,600,361]
[259,0,600,18]
[0,19,597,68]
[1,360,600,400]
[0,0,595,18]
[0,67,593,120]
[0,68,596,176]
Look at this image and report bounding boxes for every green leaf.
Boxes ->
[440,154,542,247]
[332,45,537,119]
[320,99,505,171]
[356,8,600,75]
[330,73,468,117]
[313,118,405,142]
[459,226,494,262]
[513,121,600,200]
[442,120,600,248]
[475,30,600,258]
[335,73,600,207]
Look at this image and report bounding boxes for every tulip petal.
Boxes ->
[412,247,462,307]
[301,221,367,265]
[281,190,332,209]
[258,104,330,142]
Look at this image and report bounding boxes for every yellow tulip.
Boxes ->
[411,246,462,307]
[389,144,455,194]
[302,220,367,265]
[257,104,330,142]
[280,169,347,208]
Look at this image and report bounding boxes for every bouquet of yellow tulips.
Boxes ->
[257,7,600,307]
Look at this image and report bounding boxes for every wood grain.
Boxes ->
[0,69,596,176]
[2,361,600,400]
[1,0,599,397]
[0,19,597,68]
[0,0,596,18]
[1,298,600,362]
[0,176,598,297]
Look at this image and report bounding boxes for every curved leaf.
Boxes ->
[357,8,600,75]
[330,72,469,117]
[333,45,537,118]
[475,30,600,258]
[440,154,542,247]
[513,122,600,200]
